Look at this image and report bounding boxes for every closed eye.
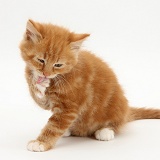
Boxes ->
[38,58,45,63]
[54,64,63,68]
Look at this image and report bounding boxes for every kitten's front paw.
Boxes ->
[37,77,50,88]
[35,78,50,98]
[27,140,52,152]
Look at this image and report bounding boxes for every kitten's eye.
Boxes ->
[38,58,45,63]
[54,64,63,68]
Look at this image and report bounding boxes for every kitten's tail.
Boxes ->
[128,107,160,122]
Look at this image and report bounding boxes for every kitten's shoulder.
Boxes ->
[79,50,108,67]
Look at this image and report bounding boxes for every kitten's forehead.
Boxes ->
[44,48,61,63]
[41,37,68,61]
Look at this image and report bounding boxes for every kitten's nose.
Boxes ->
[43,72,50,77]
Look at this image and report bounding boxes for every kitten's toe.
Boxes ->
[27,140,51,152]
[95,128,114,141]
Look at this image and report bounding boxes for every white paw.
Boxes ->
[35,92,45,99]
[27,140,45,152]
[39,78,50,88]
[35,78,50,98]
[63,130,71,137]
[95,128,114,141]
[36,84,46,98]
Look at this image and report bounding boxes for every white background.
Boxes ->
[0,0,160,160]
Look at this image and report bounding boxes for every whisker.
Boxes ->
[53,76,61,98]
[58,74,75,96]
[56,75,68,96]
[57,75,67,95]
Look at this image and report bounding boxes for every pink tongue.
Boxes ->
[37,76,46,84]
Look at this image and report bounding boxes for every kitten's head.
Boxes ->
[19,19,89,79]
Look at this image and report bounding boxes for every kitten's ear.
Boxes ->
[26,19,42,43]
[69,33,90,52]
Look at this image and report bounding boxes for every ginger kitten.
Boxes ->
[19,20,160,152]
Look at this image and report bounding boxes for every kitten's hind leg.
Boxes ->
[95,128,115,141]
